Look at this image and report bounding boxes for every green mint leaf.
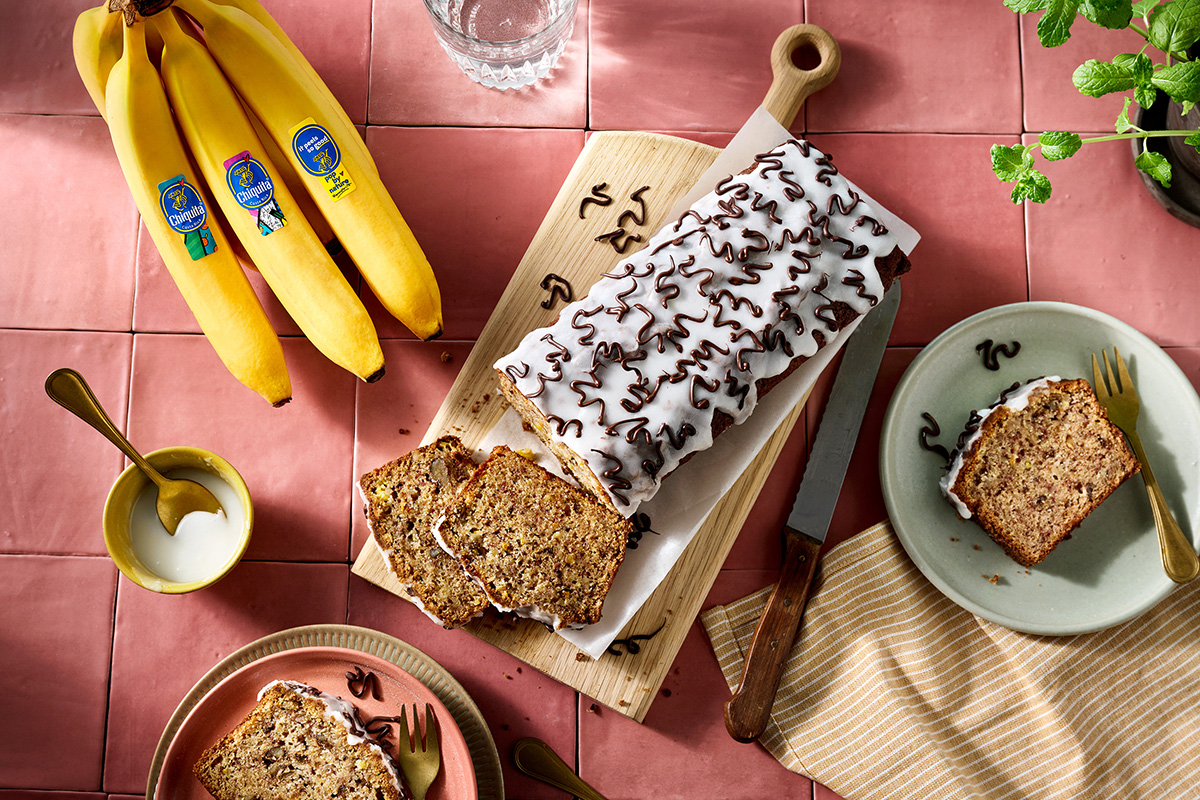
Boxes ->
[1136,83,1160,106]
[1072,58,1138,96]
[991,144,1030,181]
[1113,52,1155,83]
[1152,60,1200,102]
[1038,131,1084,159]
[1185,129,1200,150]
[1011,169,1053,203]
[1147,0,1200,52]
[1006,0,1048,10]
[1081,0,1135,28]
[1038,0,1081,45]
[1133,0,1160,19]
[1135,149,1173,185]
[1117,97,1135,131]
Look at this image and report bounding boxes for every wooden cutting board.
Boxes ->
[353,25,841,722]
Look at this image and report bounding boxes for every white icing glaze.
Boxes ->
[496,139,901,509]
[259,680,407,797]
[939,376,1063,519]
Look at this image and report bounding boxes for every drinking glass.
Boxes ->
[422,0,579,90]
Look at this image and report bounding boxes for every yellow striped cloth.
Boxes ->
[700,521,1200,800]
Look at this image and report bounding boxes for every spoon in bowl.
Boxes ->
[45,368,223,535]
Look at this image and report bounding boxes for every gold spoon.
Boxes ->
[512,738,608,800]
[45,368,223,535]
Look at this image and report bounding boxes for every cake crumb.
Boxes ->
[618,700,629,707]
[504,673,512,680]
[587,703,600,714]
[973,544,980,550]
[500,723,510,731]
[661,688,672,697]
[624,675,632,682]
[440,351,452,362]
[398,428,410,435]
[516,667,522,673]
[950,537,960,542]
[575,653,587,662]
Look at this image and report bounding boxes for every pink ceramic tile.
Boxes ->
[0,0,97,115]
[1021,12,1148,134]
[807,133,1029,345]
[362,126,585,340]
[368,0,587,127]
[580,569,811,800]
[722,408,808,571]
[804,348,920,550]
[0,114,138,331]
[0,795,103,800]
[104,561,349,793]
[1168,347,1200,389]
[1025,133,1200,346]
[814,783,844,800]
[127,333,357,562]
[0,555,116,789]
[351,339,475,554]
[1,330,132,556]
[589,0,804,133]
[805,0,1021,134]
[347,577,578,800]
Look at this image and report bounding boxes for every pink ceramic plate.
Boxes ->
[155,646,477,800]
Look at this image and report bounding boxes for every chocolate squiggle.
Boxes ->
[540,273,574,309]
[975,339,1021,371]
[578,182,613,219]
[605,618,667,655]
[919,412,951,465]
[345,667,382,701]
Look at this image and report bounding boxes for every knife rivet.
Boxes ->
[770,641,778,650]
[783,598,792,607]
[798,554,807,564]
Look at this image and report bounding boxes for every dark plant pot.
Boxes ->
[1132,95,1200,228]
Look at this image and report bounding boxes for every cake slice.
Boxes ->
[193,680,409,800]
[358,436,490,628]
[434,446,632,629]
[940,377,1141,566]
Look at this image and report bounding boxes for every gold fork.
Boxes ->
[396,704,440,800]
[1092,348,1199,583]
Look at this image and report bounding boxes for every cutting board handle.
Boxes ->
[762,24,841,129]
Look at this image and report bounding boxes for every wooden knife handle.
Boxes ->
[724,527,823,742]
[762,25,841,129]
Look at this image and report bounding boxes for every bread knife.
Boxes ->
[723,282,901,743]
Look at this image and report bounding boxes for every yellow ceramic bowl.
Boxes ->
[103,447,253,594]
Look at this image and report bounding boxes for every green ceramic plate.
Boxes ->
[880,302,1200,634]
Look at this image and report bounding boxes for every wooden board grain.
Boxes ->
[354,26,841,722]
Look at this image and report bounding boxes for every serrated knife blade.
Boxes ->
[724,282,901,743]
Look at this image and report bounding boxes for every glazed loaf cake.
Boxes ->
[434,446,631,629]
[193,680,409,800]
[940,377,1141,566]
[358,436,490,629]
[494,139,910,509]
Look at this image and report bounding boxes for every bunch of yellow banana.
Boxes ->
[73,0,444,405]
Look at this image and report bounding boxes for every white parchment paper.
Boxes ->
[479,108,921,658]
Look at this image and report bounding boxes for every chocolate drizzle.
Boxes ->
[626,512,659,550]
[540,273,574,309]
[595,228,644,254]
[616,186,651,228]
[975,339,1021,371]
[578,183,613,218]
[605,618,666,655]
[918,412,951,465]
[345,667,382,700]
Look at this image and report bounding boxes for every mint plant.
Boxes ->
[995,0,1200,203]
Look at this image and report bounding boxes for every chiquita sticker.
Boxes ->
[157,175,216,261]
[289,118,356,202]
[223,151,287,235]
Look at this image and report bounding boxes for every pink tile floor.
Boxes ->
[3,0,1200,797]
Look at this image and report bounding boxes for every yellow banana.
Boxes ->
[106,20,291,405]
[155,10,385,382]
[175,0,444,341]
[207,0,377,176]
[73,3,122,117]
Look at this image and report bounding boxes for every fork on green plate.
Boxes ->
[1092,347,1199,583]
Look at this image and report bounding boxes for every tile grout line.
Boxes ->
[1016,10,1033,304]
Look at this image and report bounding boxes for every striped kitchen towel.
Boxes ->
[701,521,1200,800]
